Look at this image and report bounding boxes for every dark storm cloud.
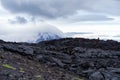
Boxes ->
[9,16,27,24]
[1,0,120,19]
[1,0,84,18]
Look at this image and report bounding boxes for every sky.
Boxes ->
[0,0,120,42]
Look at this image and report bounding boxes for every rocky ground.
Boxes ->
[0,38,120,80]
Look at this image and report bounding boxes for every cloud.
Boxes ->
[8,16,27,24]
[113,35,120,37]
[1,0,120,19]
[0,22,61,42]
[1,0,82,18]
[69,15,114,22]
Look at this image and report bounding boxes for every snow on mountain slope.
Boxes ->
[35,26,64,43]
[36,32,61,43]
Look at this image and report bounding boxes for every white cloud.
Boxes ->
[0,20,60,42]
[0,0,120,42]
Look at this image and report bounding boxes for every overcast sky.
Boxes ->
[0,0,120,42]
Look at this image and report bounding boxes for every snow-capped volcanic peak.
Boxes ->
[36,32,61,42]
[35,26,64,43]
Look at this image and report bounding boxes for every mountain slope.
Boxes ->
[35,26,64,43]
[36,32,61,43]
[0,43,83,80]
[0,38,120,80]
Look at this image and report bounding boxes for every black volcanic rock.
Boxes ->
[0,40,5,43]
[0,38,120,80]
